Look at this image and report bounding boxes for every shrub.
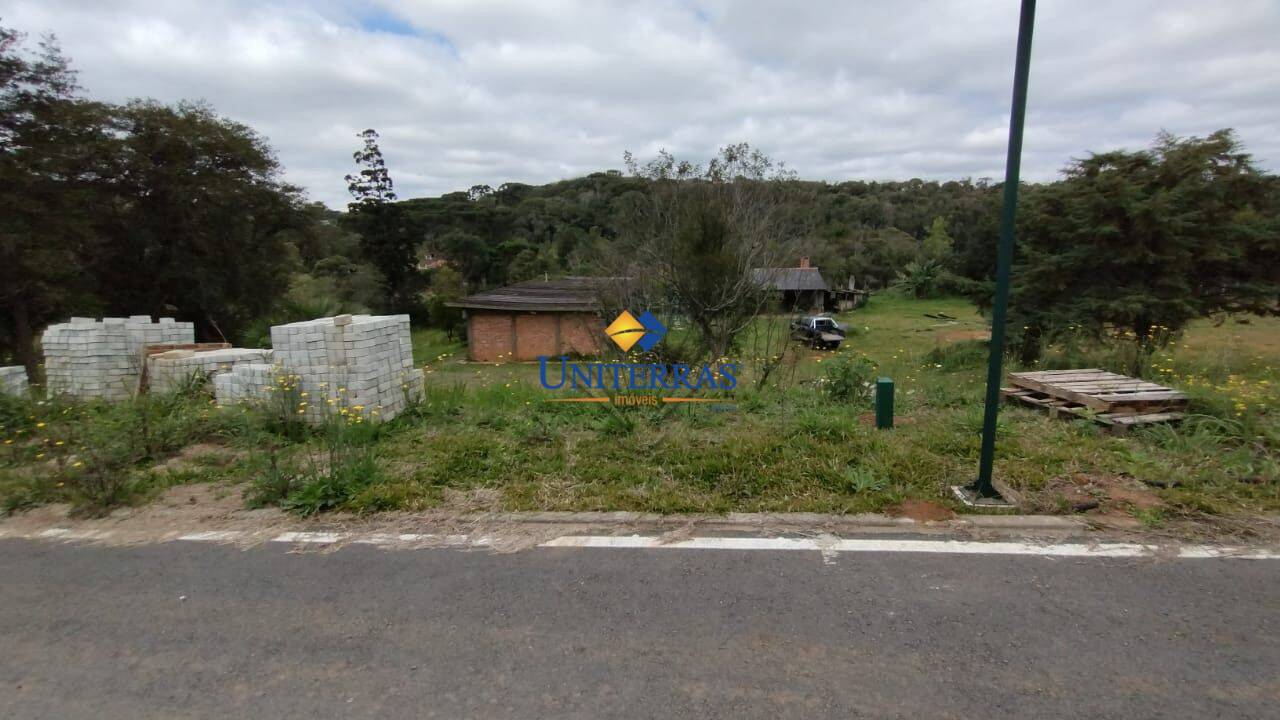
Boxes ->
[823,353,878,403]
[924,340,988,372]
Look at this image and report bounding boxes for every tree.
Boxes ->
[1006,129,1280,364]
[921,216,954,263]
[93,100,304,343]
[0,24,310,370]
[424,265,465,339]
[344,129,421,312]
[437,229,491,285]
[606,144,805,362]
[0,27,107,378]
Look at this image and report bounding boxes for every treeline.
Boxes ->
[0,28,317,377]
[392,173,1000,291]
[4,23,1276,377]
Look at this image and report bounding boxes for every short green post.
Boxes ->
[875,377,894,429]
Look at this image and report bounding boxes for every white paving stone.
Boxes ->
[0,365,28,397]
[41,317,195,400]
[147,348,274,394]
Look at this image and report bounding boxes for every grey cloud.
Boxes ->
[5,0,1277,207]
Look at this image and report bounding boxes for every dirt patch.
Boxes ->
[155,442,241,473]
[0,481,288,546]
[439,487,503,514]
[886,499,956,522]
[935,329,991,344]
[1033,473,1165,515]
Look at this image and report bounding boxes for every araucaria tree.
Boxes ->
[1007,129,1280,364]
[344,129,420,313]
[605,143,805,364]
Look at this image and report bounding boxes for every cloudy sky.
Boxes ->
[6,0,1278,207]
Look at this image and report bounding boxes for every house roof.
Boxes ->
[447,277,607,312]
[751,267,829,292]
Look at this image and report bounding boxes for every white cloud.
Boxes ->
[6,0,1278,206]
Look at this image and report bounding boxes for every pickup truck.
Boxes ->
[790,315,846,350]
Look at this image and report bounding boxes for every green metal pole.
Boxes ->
[975,0,1036,497]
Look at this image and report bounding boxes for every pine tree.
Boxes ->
[1007,130,1280,365]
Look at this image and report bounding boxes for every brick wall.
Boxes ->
[466,311,603,362]
[467,312,514,362]
[514,313,557,360]
[560,313,602,357]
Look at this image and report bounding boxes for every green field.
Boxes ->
[3,294,1278,527]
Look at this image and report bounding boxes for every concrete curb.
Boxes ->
[453,511,1090,531]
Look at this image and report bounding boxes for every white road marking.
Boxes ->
[272,532,348,544]
[35,528,113,540]
[538,535,1280,559]
[351,532,433,545]
[178,531,246,542]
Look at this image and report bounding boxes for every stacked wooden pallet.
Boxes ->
[1001,368,1186,430]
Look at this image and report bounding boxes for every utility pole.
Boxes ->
[971,0,1037,500]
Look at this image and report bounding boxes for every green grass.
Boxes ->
[3,294,1278,522]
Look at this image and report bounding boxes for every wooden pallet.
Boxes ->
[1002,368,1187,431]
[136,342,232,393]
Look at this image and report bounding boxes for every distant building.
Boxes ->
[752,257,830,311]
[447,278,604,362]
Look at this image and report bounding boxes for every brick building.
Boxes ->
[448,278,604,362]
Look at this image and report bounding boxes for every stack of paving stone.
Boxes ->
[267,314,423,422]
[0,366,28,397]
[210,362,279,405]
[147,348,275,394]
[42,316,195,400]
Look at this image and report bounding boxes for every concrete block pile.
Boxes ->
[0,366,28,397]
[34,312,422,423]
[264,314,423,421]
[42,316,195,400]
[147,348,274,394]
[210,363,278,405]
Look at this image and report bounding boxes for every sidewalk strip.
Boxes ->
[538,535,1280,559]
[5,527,1278,558]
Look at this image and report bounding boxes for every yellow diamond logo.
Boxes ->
[605,311,646,352]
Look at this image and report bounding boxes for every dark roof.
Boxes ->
[752,267,829,292]
[447,277,606,312]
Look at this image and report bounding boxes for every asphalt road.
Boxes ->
[0,538,1276,719]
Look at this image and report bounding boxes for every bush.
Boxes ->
[243,394,388,516]
[823,353,878,403]
[924,340,988,372]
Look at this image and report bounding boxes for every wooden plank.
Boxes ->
[142,342,230,356]
[1013,370,1121,378]
[1009,374,1128,388]
[1014,368,1104,376]
[1093,391,1187,403]
[1105,412,1185,426]
[1011,371,1121,383]
[1054,376,1167,386]
[1003,389,1103,421]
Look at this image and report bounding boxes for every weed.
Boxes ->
[822,352,877,403]
[843,466,888,494]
